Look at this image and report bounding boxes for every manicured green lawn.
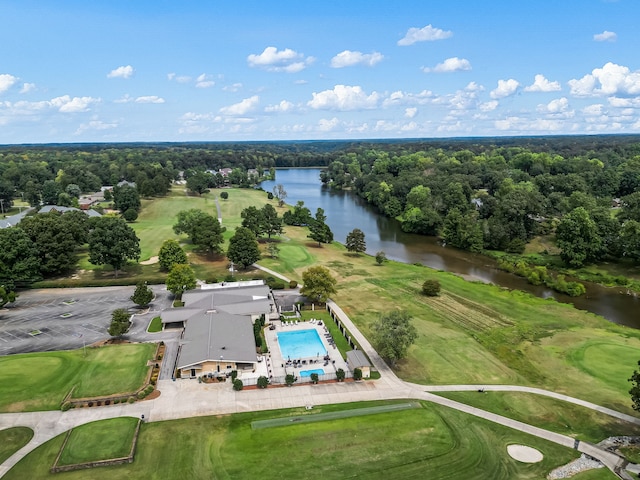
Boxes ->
[257,225,640,414]
[437,391,640,443]
[59,418,138,466]
[0,344,155,412]
[0,427,33,464]
[147,316,162,333]
[5,401,582,480]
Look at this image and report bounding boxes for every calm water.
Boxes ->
[262,169,640,328]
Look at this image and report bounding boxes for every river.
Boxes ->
[261,169,640,328]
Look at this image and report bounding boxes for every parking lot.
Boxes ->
[0,285,175,355]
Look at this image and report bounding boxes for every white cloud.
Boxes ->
[247,47,314,73]
[423,57,471,73]
[540,97,574,117]
[75,118,118,135]
[317,117,340,132]
[51,95,100,112]
[0,74,19,94]
[135,96,165,104]
[479,100,498,112]
[307,85,379,111]
[583,104,605,116]
[490,79,520,99]
[608,97,640,108]
[264,100,296,113]
[594,30,617,42]
[568,62,640,97]
[223,83,243,92]
[330,50,384,68]
[398,24,453,46]
[404,107,418,118]
[219,95,259,115]
[524,74,561,92]
[107,65,134,79]
[382,90,433,107]
[20,83,35,94]
[195,74,215,88]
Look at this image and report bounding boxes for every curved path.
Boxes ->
[1,299,639,478]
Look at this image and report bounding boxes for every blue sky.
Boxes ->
[1,0,639,143]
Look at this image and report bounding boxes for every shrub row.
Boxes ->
[497,259,586,297]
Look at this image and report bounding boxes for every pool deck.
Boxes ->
[263,318,349,383]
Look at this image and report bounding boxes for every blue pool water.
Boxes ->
[277,329,327,359]
[300,368,325,377]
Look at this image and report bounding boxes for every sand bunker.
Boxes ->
[140,256,159,265]
[507,444,544,463]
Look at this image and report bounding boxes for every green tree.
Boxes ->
[556,207,603,267]
[629,361,640,412]
[336,368,346,382]
[257,375,269,388]
[345,228,366,254]
[300,266,337,304]
[108,308,131,338]
[442,208,483,252]
[131,282,153,307]
[0,228,40,290]
[220,191,229,200]
[285,373,297,386]
[41,180,61,205]
[375,251,387,265]
[308,208,333,246]
[166,263,197,297]
[0,285,17,308]
[422,279,441,296]
[241,206,265,237]
[620,220,640,262]
[158,239,188,272]
[372,310,417,366]
[227,227,261,269]
[113,185,141,213]
[174,209,225,253]
[186,171,211,196]
[88,216,141,277]
[353,368,363,381]
[122,208,138,222]
[260,204,283,239]
[19,212,86,276]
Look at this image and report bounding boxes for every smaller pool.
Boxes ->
[300,368,325,377]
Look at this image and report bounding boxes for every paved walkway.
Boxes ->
[1,299,639,478]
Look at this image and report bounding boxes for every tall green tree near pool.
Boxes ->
[166,263,197,298]
[227,227,260,269]
[300,266,337,304]
[158,239,188,272]
[372,310,417,366]
[345,228,366,254]
[88,216,140,277]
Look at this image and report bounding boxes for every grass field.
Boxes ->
[0,344,155,412]
[58,418,138,466]
[437,391,640,443]
[5,400,590,480]
[255,225,640,415]
[0,427,33,464]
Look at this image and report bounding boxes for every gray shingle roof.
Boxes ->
[177,312,256,369]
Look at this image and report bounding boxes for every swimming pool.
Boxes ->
[300,368,325,377]
[277,329,327,360]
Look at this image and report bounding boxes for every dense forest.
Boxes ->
[317,136,640,279]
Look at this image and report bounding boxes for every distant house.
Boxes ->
[78,191,105,210]
[346,350,372,378]
[117,180,136,188]
[163,282,278,379]
[218,168,233,177]
[39,205,101,217]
